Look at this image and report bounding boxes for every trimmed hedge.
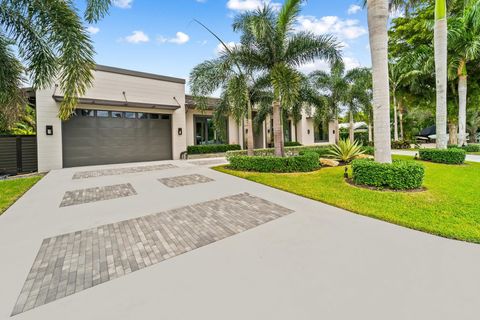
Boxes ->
[352,159,425,190]
[419,148,466,164]
[229,152,320,173]
[187,144,241,155]
[226,145,332,159]
[448,144,480,153]
[391,140,412,149]
[361,146,375,156]
[284,141,302,147]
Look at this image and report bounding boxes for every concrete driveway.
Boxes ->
[1,158,479,320]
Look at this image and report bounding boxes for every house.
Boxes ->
[32,65,335,172]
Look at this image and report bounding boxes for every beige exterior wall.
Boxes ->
[296,107,335,146]
[36,68,186,172]
[185,109,240,147]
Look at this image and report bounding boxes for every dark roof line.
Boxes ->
[52,95,180,110]
[95,65,186,84]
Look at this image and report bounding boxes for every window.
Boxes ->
[194,116,227,145]
[314,120,329,143]
[161,115,170,120]
[96,110,109,117]
[125,112,135,119]
[284,120,292,142]
[137,112,148,119]
[111,111,123,118]
[80,109,95,117]
[149,114,159,119]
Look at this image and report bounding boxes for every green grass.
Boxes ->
[215,156,480,243]
[0,176,43,214]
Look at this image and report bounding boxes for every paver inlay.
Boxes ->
[60,183,137,207]
[158,174,214,188]
[72,164,177,179]
[12,193,293,315]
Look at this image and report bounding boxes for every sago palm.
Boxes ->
[0,0,111,122]
[232,0,341,157]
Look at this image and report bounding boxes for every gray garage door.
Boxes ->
[62,109,172,167]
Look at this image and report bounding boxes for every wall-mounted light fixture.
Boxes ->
[46,125,53,136]
[307,129,310,135]
[178,128,183,135]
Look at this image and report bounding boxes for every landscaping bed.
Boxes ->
[228,152,320,173]
[214,155,480,243]
[419,148,466,164]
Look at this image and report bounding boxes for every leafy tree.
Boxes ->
[0,0,111,126]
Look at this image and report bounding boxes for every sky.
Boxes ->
[80,0,371,94]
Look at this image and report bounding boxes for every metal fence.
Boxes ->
[0,136,37,175]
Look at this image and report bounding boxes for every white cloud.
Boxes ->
[296,15,367,40]
[347,4,362,15]
[226,0,281,12]
[112,0,133,9]
[215,41,238,55]
[157,32,190,45]
[343,57,361,70]
[86,26,100,34]
[124,30,149,43]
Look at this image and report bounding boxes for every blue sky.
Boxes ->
[82,0,370,92]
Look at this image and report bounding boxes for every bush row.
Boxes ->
[391,140,412,149]
[419,148,466,164]
[352,159,425,190]
[187,144,241,154]
[229,152,320,173]
[361,146,375,155]
[448,144,480,153]
[284,141,302,147]
[226,145,332,159]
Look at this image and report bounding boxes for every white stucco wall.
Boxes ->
[36,68,186,172]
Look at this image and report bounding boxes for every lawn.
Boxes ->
[0,176,42,214]
[215,156,480,243]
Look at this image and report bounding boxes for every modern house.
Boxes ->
[31,65,335,172]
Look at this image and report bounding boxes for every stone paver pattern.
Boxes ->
[60,183,137,207]
[72,164,177,180]
[12,193,293,315]
[158,174,214,188]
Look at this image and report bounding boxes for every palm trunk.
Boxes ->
[368,122,373,142]
[434,0,448,149]
[448,122,458,145]
[393,91,399,141]
[349,110,354,143]
[398,99,404,140]
[367,0,392,163]
[334,106,340,144]
[246,99,255,156]
[458,74,467,146]
[272,100,284,157]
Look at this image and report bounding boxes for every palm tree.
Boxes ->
[448,0,480,146]
[0,0,111,121]
[232,0,341,156]
[367,0,392,163]
[467,109,480,143]
[309,60,349,144]
[345,68,373,143]
[434,0,449,149]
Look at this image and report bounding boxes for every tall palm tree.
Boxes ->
[309,60,349,144]
[434,0,449,149]
[232,0,341,156]
[367,0,392,163]
[448,0,480,146]
[0,0,111,121]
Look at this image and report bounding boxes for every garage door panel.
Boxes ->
[62,111,172,167]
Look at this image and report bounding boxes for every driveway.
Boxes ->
[392,149,480,162]
[0,158,479,320]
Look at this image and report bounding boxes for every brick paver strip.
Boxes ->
[72,164,177,179]
[59,183,137,207]
[12,193,293,315]
[158,174,214,188]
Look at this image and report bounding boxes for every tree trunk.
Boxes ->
[458,75,467,146]
[448,122,458,145]
[349,110,354,143]
[434,0,448,149]
[393,92,399,141]
[367,0,392,163]
[398,99,404,140]
[246,99,255,156]
[272,100,284,157]
[368,122,373,142]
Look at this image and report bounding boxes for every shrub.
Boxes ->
[329,139,364,163]
[391,140,412,149]
[419,148,466,164]
[226,145,332,159]
[448,144,480,153]
[362,146,375,155]
[187,144,241,154]
[228,152,320,173]
[352,159,425,190]
[284,141,302,147]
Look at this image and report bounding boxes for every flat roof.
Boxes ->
[95,65,186,84]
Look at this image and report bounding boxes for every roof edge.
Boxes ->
[95,64,186,84]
